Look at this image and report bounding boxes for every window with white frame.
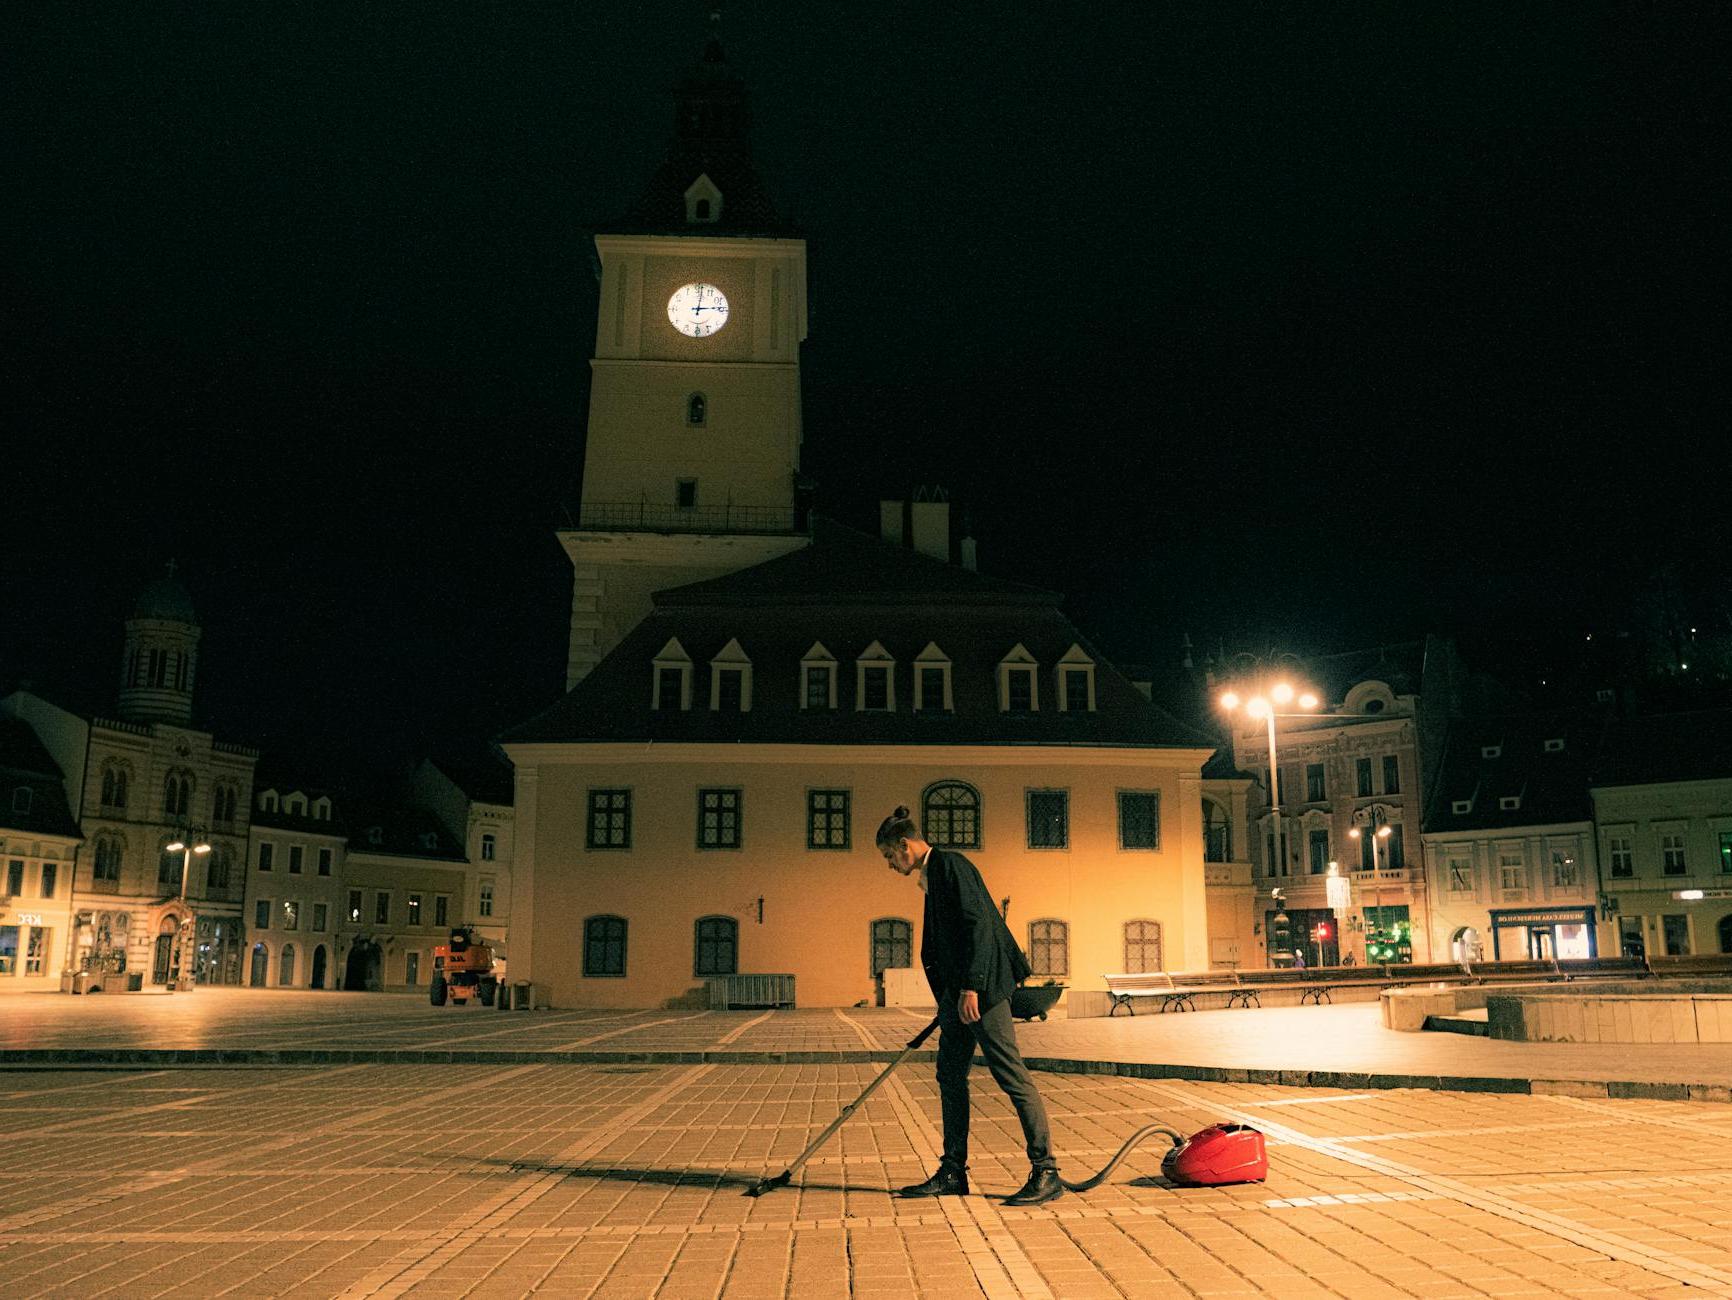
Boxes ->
[1448,858,1473,892]
[480,833,495,861]
[856,642,895,711]
[709,638,752,711]
[1608,831,1634,878]
[1498,852,1524,891]
[800,642,837,709]
[652,637,692,711]
[1055,645,1095,712]
[479,880,495,917]
[1660,829,1687,875]
[998,644,1038,712]
[913,642,952,712]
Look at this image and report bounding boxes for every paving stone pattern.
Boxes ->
[5,1010,1732,1296]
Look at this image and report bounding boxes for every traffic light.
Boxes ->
[1312,922,1332,942]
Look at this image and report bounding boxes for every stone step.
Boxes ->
[1424,1009,1490,1037]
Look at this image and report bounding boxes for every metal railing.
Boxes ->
[707,973,796,1009]
[570,502,802,535]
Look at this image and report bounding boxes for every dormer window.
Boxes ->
[800,642,838,710]
[313,796,331,820]
[1543,738,1565,753]
[686,393,707,426]
[998,644,1039,713]
[684,173,723,224]
[1499,795,1522,811]
[286,793,306,816]
[652,638,693,711]
[1452,799,1474,814]
[1055,645,1096,712]
[856,642,896,712]
[709,639,753,712]
[366,826,383,846]
[914,642,953,712]
[1481,745,1502,759]
[260,790,279,812]
[11,786,30,815]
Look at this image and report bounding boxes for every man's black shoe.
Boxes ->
[1002,1167,1064,1206]
[897,1164,969,1197]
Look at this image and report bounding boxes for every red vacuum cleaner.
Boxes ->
[744,1016,1267,1197]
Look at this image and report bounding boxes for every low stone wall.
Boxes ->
[1488,989,1732,1042]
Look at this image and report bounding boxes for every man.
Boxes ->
[877,804,1062,1206]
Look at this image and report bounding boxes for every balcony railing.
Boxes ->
[569,502,803,535]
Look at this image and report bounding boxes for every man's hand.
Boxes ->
[958,989,981,1024]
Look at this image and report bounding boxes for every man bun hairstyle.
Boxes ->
[875,804,920,847]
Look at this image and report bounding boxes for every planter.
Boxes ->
[1011,984,1065,1021]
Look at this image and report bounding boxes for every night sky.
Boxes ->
[6,3,1726,779]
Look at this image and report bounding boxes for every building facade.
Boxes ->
[338,807,469,993]
[245,786,348,988]
[1220,644,1447,965]
[0,718,82,992]
[1591,711,1732,958]
[2,572,257,990]
[1421,712,1600,962]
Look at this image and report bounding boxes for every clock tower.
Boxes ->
[561,24,809,689]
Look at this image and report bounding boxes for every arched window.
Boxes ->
[279,943,297,986]
[1027,919,1069,978]
[687,392,707,426]
[94,835,124,883]
[1123,920,1163,973]
[870,918,913,978]
[212,784,237,825]
[922,781,982,850]
[583,915,627,977]
[163,772,192,818]
[250,943,268,987]
[157,842,181,887]
[206,847,232,891]
[1203,799,1232,864]
[694,916,738,977]
[101,762,129,809]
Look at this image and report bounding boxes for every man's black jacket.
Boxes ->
[920,848,1032,1010]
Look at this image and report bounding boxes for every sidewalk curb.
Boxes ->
[1,1047,1727,1102]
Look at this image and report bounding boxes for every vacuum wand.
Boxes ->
[744,1015,940,1197]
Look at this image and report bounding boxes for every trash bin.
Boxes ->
[511,981,533,1010]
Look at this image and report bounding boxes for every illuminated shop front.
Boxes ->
[1488,906,1597,960]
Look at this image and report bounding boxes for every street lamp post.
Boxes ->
[1347,811,1393,958]
[164,838,210,991]
[1220,673,1319,965]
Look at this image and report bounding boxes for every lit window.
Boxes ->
[407,894,422,926]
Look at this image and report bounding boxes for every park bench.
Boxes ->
[1102,969,1259,1015]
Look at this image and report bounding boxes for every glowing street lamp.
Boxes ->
[164,838,210,991]
[1219,671,1320,956]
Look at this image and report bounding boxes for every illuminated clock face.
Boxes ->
[667,282,730,337]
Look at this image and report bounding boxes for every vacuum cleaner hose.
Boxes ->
[1058,1123,1185,1192]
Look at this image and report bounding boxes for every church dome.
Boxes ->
[133,573,197,623]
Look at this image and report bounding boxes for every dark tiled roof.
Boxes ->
[345,805,466,862]
[0,717,82,839]
[505,524,1211,750]
[1306,641,1426,702]
[1422,712,1600,832]
[1591,709,1732,786]
[1202,747,1252,781]
[609,34,798,238]
[428,751,515,805]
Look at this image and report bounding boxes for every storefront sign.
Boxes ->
[1489,908,1594,927]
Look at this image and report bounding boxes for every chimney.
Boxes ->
[879,500,904,546]
[910,485,949,563]
[959,535,977,571]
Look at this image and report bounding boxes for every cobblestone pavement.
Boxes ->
[4,992,1731,1097]
[4,1040,1732,1296]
